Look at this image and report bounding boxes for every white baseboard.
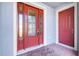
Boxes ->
[17,44,44,55]
[17,42,56,55]
[17,42,76,55]
[58,43,75,50]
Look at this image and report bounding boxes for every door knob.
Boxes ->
[37,31,40,35]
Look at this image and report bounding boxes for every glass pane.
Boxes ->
[19,4,23,13]
[32,16,36,23]
[28,24,33,31]
[28,29,33,36]
[39,14,43,33]
[19,14,23,38]
[28,9,36,36]
[40,25,42,32]
[28,10,36,16]
[28,16,33,23]
[32,28,36,34]
[32,24,36,28]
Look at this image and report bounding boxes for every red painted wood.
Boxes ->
[17,2,24,51]
[27,6,39,47]
[17,2,44,51]
[23,4,28,49]
[38,9,44,44]
[59,7,74,47]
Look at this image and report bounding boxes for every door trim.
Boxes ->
[17,44,44,55]
[56,3,77,51]
[13,2,18,56]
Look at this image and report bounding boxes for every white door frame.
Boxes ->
[13,2,18,56]
[56,3,77,50]
[13,2,45,56]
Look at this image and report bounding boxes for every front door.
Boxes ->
[26,5,39,47]
[59,7,74,47]
[17,2,44,51]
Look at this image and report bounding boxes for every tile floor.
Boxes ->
[19,44,78,56]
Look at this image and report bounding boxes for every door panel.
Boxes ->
[17,3,24,50]
[59,7,74,47]
[27,6,39,47]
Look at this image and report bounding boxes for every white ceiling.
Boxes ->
[42,2,73,8]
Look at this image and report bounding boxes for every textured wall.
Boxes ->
[0,2,13,56]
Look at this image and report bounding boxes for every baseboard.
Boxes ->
[58,43,75,50]
[17,44,44,55]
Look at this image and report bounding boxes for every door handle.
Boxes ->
[37,31,40,35]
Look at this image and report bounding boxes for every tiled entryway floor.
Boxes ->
[19,43,77,56]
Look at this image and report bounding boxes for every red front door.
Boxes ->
[59,7,74,47]
[26,5,39,47]
[17,2,44,51]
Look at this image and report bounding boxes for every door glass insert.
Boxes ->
[39,14,43,33]
[19,4,23,13]
[19,14,23,40]
[28,9,36,36]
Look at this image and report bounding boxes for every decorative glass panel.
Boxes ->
[32,16,36,23]
[39,14,43,33]
[28,9,36,36]
[28,10,36,16]
[19,14,23,40]
[32,24,36,28]
[28,16,33,23]
[19,4,23,12]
